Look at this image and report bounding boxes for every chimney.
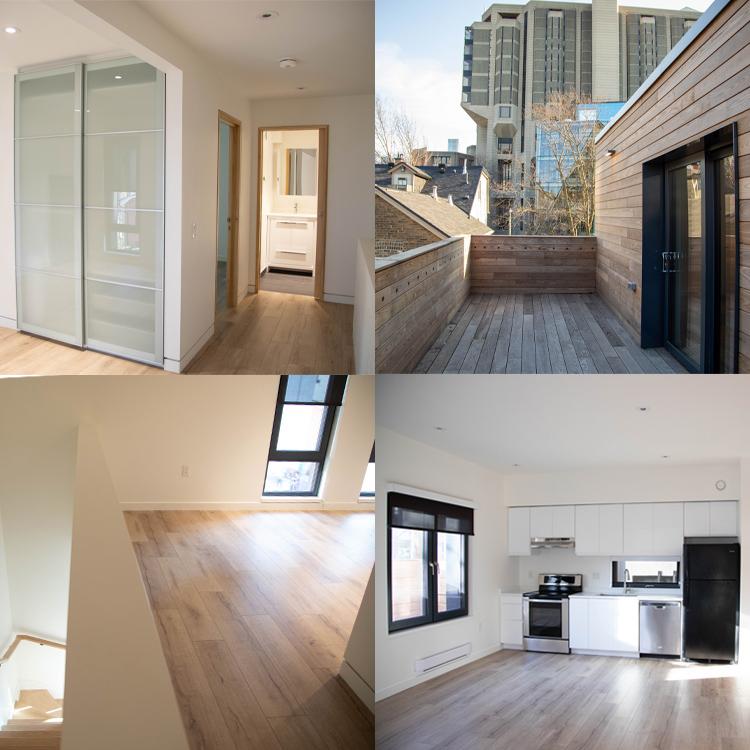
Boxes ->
[432,186,438,200]
[439,163,446,174]
[462,158,468,174]
[448,195,454,205]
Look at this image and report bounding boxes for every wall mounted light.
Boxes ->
[606,148,616,156]
[3,26,19,34]
[114,74,123,80]
[279,58,297,69]
[257,11,279,20]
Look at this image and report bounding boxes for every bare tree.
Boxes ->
[375,95,428,165]
[494,92,600,236]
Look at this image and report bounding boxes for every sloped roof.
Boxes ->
[386,160,432,180]
[376,185,492,238]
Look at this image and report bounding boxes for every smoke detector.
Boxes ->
[279,58,297,69]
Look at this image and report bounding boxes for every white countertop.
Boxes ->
[571,592,682,602]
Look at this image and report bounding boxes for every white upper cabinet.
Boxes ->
[574,505,599,556]
[529,505,574,538]
[652,503,683,555]
[599,504,624,555]
[623,504,653,555]
[684,501,737,537]
[508,507,530,556]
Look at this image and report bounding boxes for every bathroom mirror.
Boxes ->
[285,148,317,196]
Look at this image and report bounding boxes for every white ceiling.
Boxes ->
[376,376,750,472]
[0,2,117,71]
[135,0,374,99]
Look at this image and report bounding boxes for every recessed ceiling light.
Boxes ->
[279,58,297,69]
[114,74,123,80]
[638,406,649,412]
[661,455,670,459]
[434,426,446,431]
[3,26,19,34]
[512,463,520,468]
[257,10,279,20]
[296,86,306,91]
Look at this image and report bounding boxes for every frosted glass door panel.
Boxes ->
[84,58,164,365]
[16,205,80,275]
[17,270,81,344]
[85,61,164,133]
[84,208,163,287]
[85,281,160,362]
[14,65,83,346]
[15,136,80,206]
[84,132,164,210]
[16,69,79,137]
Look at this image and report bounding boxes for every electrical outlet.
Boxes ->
[191,223,198,239]
[180,464,190,478]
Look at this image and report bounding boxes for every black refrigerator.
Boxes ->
[683,537,740,663]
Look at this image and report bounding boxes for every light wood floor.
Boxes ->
[126,510,374,750]
[415,293,687,374]
[0,327,168,376]
[376,649,750,750]
[260,270,315,297]
[187,291,353,374]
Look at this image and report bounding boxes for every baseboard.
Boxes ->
[571,648,639,659]
[119,500,374,511]
[164,323,215,373]
[338,661,374,716]
[0,315,17,330]
[501,642,524,650]
[324,292,354,305]
[375,643,502,701]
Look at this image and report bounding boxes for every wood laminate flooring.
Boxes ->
[0,327,168,376]
[187,291,353,374]
[414,293,687,374]
[260,270,315,297]
[126,510,374,750]
[376,649,750,750]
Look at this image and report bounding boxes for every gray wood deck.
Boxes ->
[414,293,688,374]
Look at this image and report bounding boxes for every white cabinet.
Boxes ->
[599,504,624,555]
[570,597,638,654]
[684,501,738,537]
[653,503,683,555]
[266,216,316,271]
[710,501,738,536]
[623,504,653,555]
[529,505,574,538]
[575,504,623,556]
[568,597,589,649]
[500,593,523,648]
[508,507,530,556]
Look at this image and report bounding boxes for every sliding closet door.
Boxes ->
[15,66,83,345]
[84,58,165,364]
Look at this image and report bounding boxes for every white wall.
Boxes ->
[251,94,375,305]
[63,423,188,750]
[375,427,514,701]
[504,462,740,506]
[353,240,375,374]
[0,71,13,329]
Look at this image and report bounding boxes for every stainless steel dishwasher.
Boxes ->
[639,600,682,657]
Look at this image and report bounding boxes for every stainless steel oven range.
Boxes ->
[522,574,583,654]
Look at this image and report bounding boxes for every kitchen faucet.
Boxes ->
[624,568,632,594]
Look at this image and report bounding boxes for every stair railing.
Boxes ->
[0,634,66,666]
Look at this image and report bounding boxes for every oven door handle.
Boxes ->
[527,598,557,603]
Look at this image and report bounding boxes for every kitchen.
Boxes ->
[375,376,750,750]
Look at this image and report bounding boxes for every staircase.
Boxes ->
[0,690,62,748]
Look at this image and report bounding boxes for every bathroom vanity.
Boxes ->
[265,214,317,272]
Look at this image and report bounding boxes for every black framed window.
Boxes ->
[263,375,347,496]
[611,560,680,589]
[360,443,375,498]
[387,491,472,632]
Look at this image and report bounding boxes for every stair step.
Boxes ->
[4,720,62,729]
[16,692,62,715]
[0,731,61,748]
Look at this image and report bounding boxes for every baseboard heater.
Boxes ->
[415,642,472,674]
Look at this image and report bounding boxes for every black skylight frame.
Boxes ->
[263,375,347,497]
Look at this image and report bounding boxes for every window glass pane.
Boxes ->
[613,560,679,586]
[437,532,466,613]
[276,404,326,450]
[264,461,319,495]
[360,462,375,496]
[284,375,330,403]
[391,528,429,623]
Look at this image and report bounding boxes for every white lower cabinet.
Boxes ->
[500,593,523,648]
[569,596,639,655]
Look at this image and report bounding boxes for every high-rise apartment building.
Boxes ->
[462,1,700,196]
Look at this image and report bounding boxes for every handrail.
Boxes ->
[0,634,66,665]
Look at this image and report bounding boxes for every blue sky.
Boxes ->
[376,0,714,151]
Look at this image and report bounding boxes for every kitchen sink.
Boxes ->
[597,591,638,596]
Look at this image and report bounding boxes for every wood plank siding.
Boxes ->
[470,235,597,294]
[375,238,471,373]
[595,0,750,371]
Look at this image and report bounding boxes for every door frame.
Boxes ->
[216,110,242,311]
[254,125,329,301]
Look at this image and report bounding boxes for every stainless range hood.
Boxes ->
[530,537,575,549]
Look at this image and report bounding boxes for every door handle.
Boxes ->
[662,250,679,273]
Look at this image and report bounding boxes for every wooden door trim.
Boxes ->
[217,110,241,311]
[255,125,329,301]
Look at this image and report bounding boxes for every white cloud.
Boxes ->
[376,41,476,152]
